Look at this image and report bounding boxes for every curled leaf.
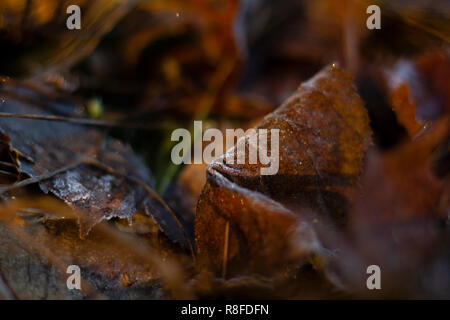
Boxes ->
[195,64,372,275]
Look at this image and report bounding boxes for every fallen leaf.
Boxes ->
[320,117,450,298]
[195,64,372,275]
[0,82,192,249]
[384,50,450,138]
[0,198,191,299]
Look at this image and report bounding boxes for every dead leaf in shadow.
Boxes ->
[316,117,450,298]
[384,50,450,138]
[0,83,192,250]
[0,198,192,299]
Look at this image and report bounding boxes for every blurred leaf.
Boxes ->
[0,0,137,77]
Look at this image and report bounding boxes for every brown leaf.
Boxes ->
[195,64,372,275]
[389,83,425,138]
[384,50,450,138]
[0,83,191,248]
[321,117,450,298]
[0,198,191,299]
[353,117,449,225]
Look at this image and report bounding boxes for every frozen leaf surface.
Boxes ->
[195,65,372,275]
[0,84,190,246]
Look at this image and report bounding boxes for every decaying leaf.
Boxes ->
[195,64,372,275]
[353,117,449,224]
[0,198,191,299]
[320,116,450,298]
[384,50,450,138]
[0,82,191,249]
[388,82,426,138]
[0,0,448,301]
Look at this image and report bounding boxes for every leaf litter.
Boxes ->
[0,0,448,300]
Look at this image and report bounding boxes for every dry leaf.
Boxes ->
[0,198,191,299]
[195,64,372,275]
[320,117,450,298]
[384,50,450,138]
[0,83,191,248]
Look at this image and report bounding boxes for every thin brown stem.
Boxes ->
[0,112,167,131]
[0,160,84,195]
[221,221,230,279]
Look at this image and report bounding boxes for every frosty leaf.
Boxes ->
[195,64,372,275]
[0,84,191,248]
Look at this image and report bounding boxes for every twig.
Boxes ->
[0,170,17,178]
[0,161,84,195]
[0,161,17,170]
[221,221,230,279]
[0,112,167,131]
